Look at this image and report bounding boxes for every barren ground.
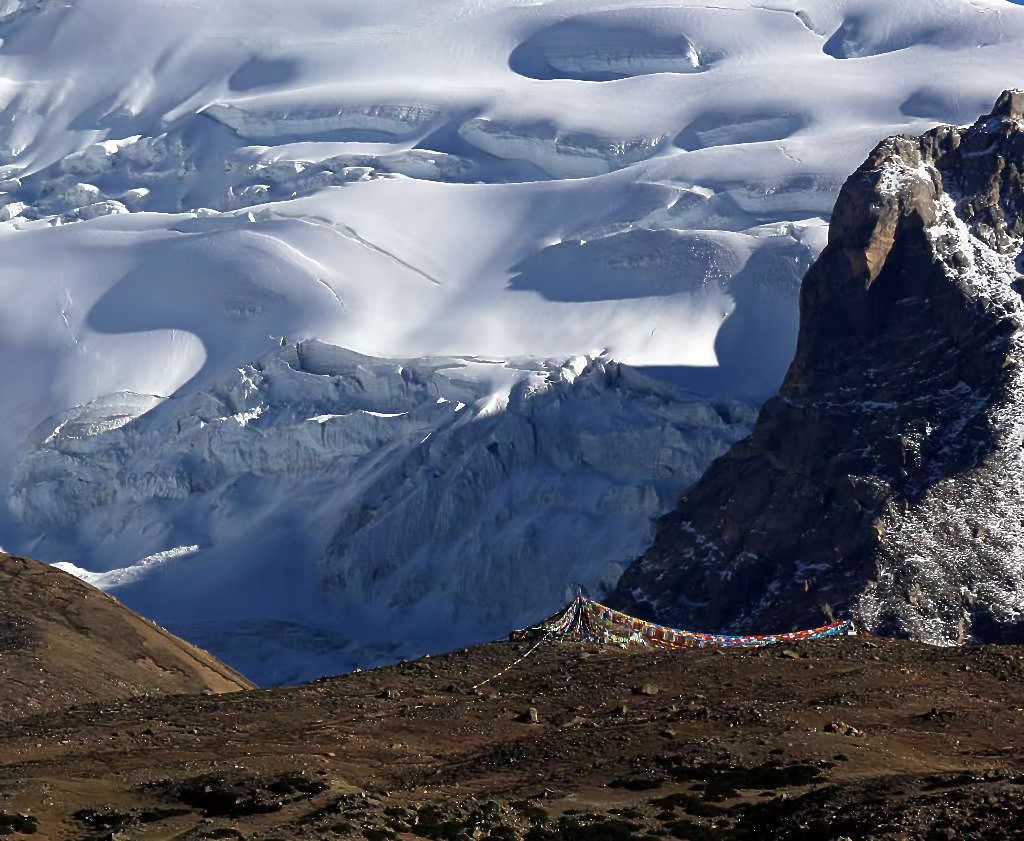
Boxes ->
[1,633,1022,840]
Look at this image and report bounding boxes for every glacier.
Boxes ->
[22,343,754,684]
[0,0,1021,681]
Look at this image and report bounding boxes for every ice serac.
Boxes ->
[11,342,753,684]
[610,92,1024,645]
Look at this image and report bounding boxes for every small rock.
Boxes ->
[780,649,802,660]
[379,688,400,700]
[517,707,539,724]
[633,683,660,696]
[824,721,862,736]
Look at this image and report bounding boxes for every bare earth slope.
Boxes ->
[0,635,1022,839]
[0,554,253,719]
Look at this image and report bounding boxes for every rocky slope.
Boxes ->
[0,554,252,718]
[1,635,1022,839]
[610,91,1024,644]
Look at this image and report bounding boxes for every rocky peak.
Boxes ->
[608,92,1024,644]
[992,88,1024,121]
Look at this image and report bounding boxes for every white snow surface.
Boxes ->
[16,344,754,683]
[0,0,1021,682]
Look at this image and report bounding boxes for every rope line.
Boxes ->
[471,598,579,690]
[471,624,557,690]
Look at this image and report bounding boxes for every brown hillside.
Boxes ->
[0,553,253,720]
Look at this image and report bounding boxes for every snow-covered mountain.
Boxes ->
[33,344,753,683]
[0,0,1021,682]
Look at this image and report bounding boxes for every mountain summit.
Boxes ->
[610,91,1024,644]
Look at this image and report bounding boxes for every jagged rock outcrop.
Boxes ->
[609,91,1024,644]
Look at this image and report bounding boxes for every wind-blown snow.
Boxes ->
[0,0,1021,681]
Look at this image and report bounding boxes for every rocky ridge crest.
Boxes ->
[610,91,1024,643]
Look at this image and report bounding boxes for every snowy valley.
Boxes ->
[0,0,1022,681]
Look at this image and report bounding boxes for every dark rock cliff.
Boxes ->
[609,91,1024,643]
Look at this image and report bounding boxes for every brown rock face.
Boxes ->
[0,554,253,719]
[609,92,1024,644]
